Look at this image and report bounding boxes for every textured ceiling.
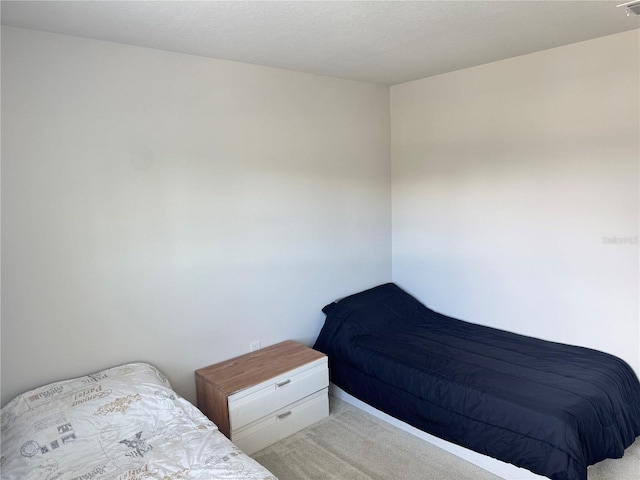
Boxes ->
[2,1,638,85]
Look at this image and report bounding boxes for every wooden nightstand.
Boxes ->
[195,340,329,455]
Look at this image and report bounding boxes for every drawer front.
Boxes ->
[229,358,328,431]
[232,388,329,455]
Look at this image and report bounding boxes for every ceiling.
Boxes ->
[1,1,638,85]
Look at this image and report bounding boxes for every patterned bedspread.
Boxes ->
[0,363,277,480]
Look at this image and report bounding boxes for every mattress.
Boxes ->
[314,283,640,480]
[0,363,277,480]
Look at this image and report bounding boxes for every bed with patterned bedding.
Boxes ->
[0,363,277,480]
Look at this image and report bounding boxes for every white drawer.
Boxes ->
[232,388,329,455]
[228,358,328,431]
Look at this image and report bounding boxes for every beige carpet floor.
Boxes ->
[253,396,640,480]
[588,436,640,480]
[253,396,502,480]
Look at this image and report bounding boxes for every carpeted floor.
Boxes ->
[252,396,640,480]
[588,436,640,480]
[252,396,502,480]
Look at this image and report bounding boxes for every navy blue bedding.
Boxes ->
[313,283,640,480]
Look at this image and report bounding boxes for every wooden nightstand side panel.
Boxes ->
[196,373,231,438]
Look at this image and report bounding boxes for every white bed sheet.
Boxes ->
[0,363,277,480]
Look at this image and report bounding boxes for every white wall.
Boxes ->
[392,30,640,375]
[3,25,638,409]
[1,27,391,406]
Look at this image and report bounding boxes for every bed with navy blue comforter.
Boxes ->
[313,283,640,480]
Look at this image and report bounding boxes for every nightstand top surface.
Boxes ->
[195,340,326,394]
